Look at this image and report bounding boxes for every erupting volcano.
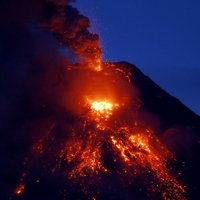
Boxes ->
[13,61,188,200]
[1,0,200,200]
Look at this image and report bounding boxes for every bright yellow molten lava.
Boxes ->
[91,101,113,113]
[90,100,119,121]
[87,100,119,129]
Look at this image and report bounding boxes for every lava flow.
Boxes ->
[14,62,187,200]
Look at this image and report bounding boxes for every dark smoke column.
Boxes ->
[43,0,102,70]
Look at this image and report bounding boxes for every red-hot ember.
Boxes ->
[15,184,25,196]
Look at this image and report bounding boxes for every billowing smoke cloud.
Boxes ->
[43,0,102,68]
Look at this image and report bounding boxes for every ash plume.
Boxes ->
[43,0,102,68]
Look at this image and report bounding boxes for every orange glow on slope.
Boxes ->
[110,130,186,200]
[66,138,108,178]
[16,63,187,200]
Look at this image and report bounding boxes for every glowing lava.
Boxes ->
[110,130,186,200]
[14,63,187,200]
[91,101,113,113]
[90,100,119,119]
[15,184,25,196]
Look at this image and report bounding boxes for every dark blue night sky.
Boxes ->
[75,0,200,114]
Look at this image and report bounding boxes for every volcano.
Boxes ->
[3,62,199,200]
[1,1,200,200]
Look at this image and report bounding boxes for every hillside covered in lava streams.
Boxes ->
[10,62,200,200]
[1,60,200,200]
